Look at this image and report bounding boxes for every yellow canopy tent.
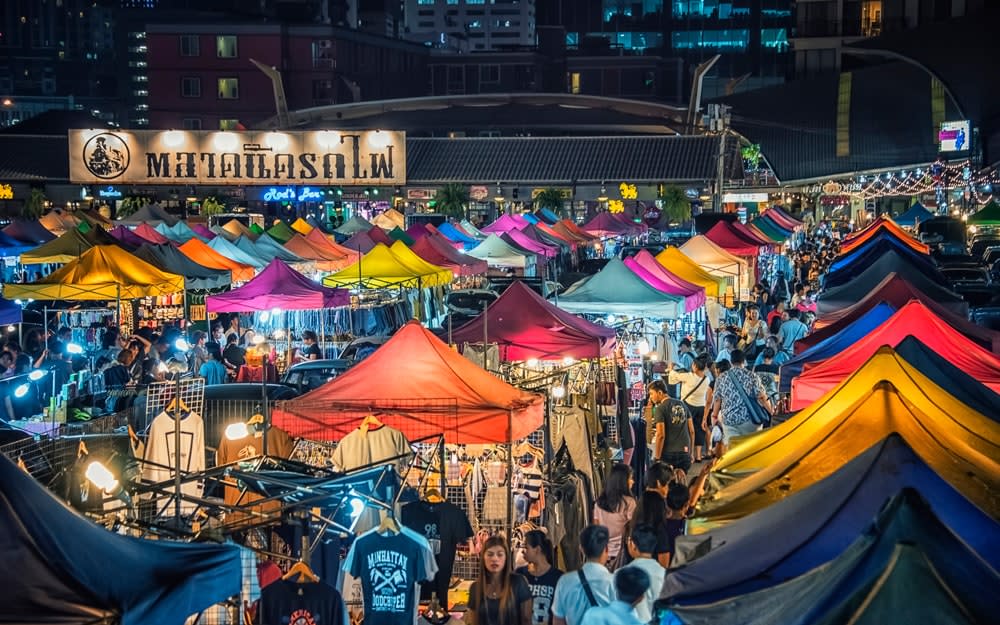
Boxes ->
[693,347,1000,529]
[322,243,452,289]
[21,228,98,265]
[387,240,454,285]
[290,217,313,235]
[370,208,405,230]
[5,245,184,300]
[655,247,727,300]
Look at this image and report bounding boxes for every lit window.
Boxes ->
[219,119,240,130]
[570,72,580,94]
[182,118,202,130]
[217,78,239,99]
[216,35,238,58]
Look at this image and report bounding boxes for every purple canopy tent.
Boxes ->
[206,259,348,312]
[108,225,152,249]
[189,223,217,240]
[627,250,706,312]
[481,214,529,234]
[342,230,377,254]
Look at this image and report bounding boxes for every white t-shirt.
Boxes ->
[618,558,666,624]
[142,410,205,515]
[552,562,614,625]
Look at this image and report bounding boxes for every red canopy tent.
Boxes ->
[272,320,544,443]
[205,259,348,312]
[410,233,488,276]
[305,229,361,263]
[705,221,764,256]
[449,281,616,361]
[367,226,393,246]
[558,219,599,241]
[731,220,773,247]
[760,206,802,230]
[133,222,171,244]
[790,301,1000,409]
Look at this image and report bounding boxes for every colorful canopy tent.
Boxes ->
[388,226,415,246]
[841,217,930,254]
[482,214,529,234]
[38,210,81,235]
[450,281,616,361]
[3,220,56,245]
[893,335,1000,418]
[222,218,257,241]
[502,228,558,258]
[370,208,406,231]
[108,225,151,249]
[366,226,393,246]
[132,243,232,290]
[730,220,773,247]
[5,245,185,301]
[827,234,934,278]
[405,223,430,241]
[265,220,297,244]
[550,221,592,245]
[189,223,216,241]
[273,320,544,443]
[559,219,599,241]
[460,219,489,239]
[410,233,489,276]
[20,226,117,264]
[322,243,453,289]
[624,256,704,313]
[0,453,241,625]
[116,203,178,226]
[206,259,348,312]
[582,212,637,237]
[133,222,171,244]
[290,217,313,235]
[665,437,1000,603]
[663,490,1000,625]
[283,233,356,272]
[967,200,1000,226]
[704,221,765,256]
[207,235,268,269]
[760,206,802,230]
[0,298,22,325]
[748,215,791,243]
[530,220,577,251]
[156,221,203,243]
[234,234,306,265]
[655,247,727,300]
[334,215,375,236]
[306,229,361,262]
[0,231,33,258]
[388,240,456,284]
[791,303,1000,409]
[817,256,962,315]
[893,202,934,227]
[178,238,255,282]
[679,236,752,298]
[466,234,538,274]
[341,230,378,254]
[249,223,265,235]
[699,348,1000,525]
[627,250,706,312]
[537,208,561,224]
[437,222,480,249]
[558,257,684,318]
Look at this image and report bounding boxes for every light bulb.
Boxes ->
[66,343,83,355]
[174,338,190,352]
[225,422,250,440]
[526,358,540,369]
[85,461,118,493]
[13,383,29,398]
[349,498,365,517]
[5,325,14,332]
[28,369,45,381]
[551,385,566,399]
[562,356,576,366]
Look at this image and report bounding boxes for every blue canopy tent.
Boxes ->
[437,222,480,249]
[823,248,947,290]
[660,487,1000,624]
[0,230,33,258]
[894,202,934,227]
[536,208,561,224]
[0,453,240,625]
[826,233,935,277]
[661,435,1000,606]
[778,302,897,392]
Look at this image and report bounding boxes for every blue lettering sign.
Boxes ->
[297,187,322,202]
[98,186,123,198]
[262,186,324,202]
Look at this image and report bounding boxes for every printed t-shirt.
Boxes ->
[343,527,437,625]
[515,566,564,625]
[400,499,474,602]
[259,579,348,625]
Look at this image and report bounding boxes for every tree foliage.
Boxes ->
[22,188,46,219]
[437,183,469,219]
[658,184,692,223]
[533,187,565,214]
[116,195,149,219]
[201,196,225,220]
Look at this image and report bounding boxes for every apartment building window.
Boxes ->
[217,77,239,99]
[216,35,238,58]
[219,119,240,130]
[180,76,201,98]
[182,118,202,130]
[480,65,500,83]
[180,35,199,56]
[569,72,581,94]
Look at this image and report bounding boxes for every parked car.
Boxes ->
[445,289,499,327]
[280,359,353,395]
[338,335,390,361]
[618,244,665,259]
[982,246,1000,266]
[941,266,991,287]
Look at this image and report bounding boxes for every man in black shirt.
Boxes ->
[649,380,693,472]
[222,334,245,377]
[401,493,474,604]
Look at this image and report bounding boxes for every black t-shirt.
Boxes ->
[223,344,246,367]
[304,343,322,359]
[401,499,474,601]
[514,566,563,625]
[663,518,685,556]
[469,574,532,625]
[259,579,347,625]
[654,399,691,456]
[345,530,436,625]
[753,363,780,375]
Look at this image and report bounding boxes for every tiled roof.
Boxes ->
[717,62,961,184]
[406,135,723,184]
[0,136,70,181]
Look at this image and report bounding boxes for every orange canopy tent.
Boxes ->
[841,217,929,255]
[305,229,360,264]
[282,232,356,272]
[272,320,544,443]
[178,238,255,282]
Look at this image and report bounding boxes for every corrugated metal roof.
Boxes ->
[0,136,70,181]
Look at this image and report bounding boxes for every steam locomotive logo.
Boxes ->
[83,133,130,179]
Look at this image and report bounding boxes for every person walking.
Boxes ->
[619,524,666,623]
[664,355,710,462]
[648,380,694,474]
[710,349,773,450]
[516,531,564,625]
[592,464,637,562]
[578,567,650,625]
[551,526,614,625]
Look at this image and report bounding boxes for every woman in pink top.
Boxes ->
[592,463,637,560]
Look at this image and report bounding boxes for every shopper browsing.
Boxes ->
[578,567,650,625]
[515,531,564,625]
[552,525,614,625]
[467,536,533,625]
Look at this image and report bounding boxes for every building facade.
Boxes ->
[403,0,537,51]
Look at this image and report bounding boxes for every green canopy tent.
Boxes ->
[967,200,1000,226]
[266,221,297,244]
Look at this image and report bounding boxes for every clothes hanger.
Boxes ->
[166,396,191,415]
[282,560,320,584]
[360,412,384,434]
[377,512,400,534]
[78,440,89,458]
[424,487,445,503]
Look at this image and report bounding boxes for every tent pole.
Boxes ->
[506,409,513,538]
[483,299,488,372]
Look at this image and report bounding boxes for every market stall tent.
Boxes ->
[178,238,255,282]
[334,215,375,236]
[3,219,56,245]
[655,247,727,300]
[5,245,185,300]
[387,240,455,285]
[206,258,349,312]
[305,229,362,263]
[827,234,935,279]
[748,216,791,243]
[893,335,1000,418]
[132,222,171,244]
[704,221,764,257]
[283,233,357,272]
[467,234,538,274]
[582,211,636,237]
[840,217,929,255]
[189,223,217,241]
[38,209,81,235]
[482,214,529,234]
[322,243,452,289]
[817,254,962,315]
[893,202,934,227]
[628,250,706,311]
[679,236,751,298]
[558,257,684,318]
[207,234,268,269]
[116,203,178,226]
[366,226,393,246]
[410,233,489,276]
[437,222,480,249]
[234,234,306,265]
[0,231,33,258]
[341,230,378,254]
[730,220,773,247]
[370,208,405,230]
[265,220,297,244]
[760,206,802,230]
[108,225,151,249]
[291,217,313,235]
[132,243,232,290]
[0,298,22,325]
[460,219,489,239]
[699,347,1000,524]
[502,227,558,258]
[450,281,616,361]
[967,200,1000,226]
[20,226,117,265]
[0,453,240,625]
[387,226,415,246]
[272,320,544,443]
[664,435,1000,603]
[222,218,257,240]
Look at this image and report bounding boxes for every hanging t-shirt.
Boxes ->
[259,579,348,625]
[142,410,205,515]
[400,499,474,602]
[514,566,563,625]
[331,425,412,474]
[343,527,437,625]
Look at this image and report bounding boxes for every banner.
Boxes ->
[69,129,406,185]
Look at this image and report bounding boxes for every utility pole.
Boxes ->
[707,103,731,212]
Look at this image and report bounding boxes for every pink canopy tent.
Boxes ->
[405,223,430,240]
[482,214,529,234]
[761,206,802,230]
[731,220,773,246]
[108,225,151,249]
[205,259,348,312]
[133,222,170,244]
[705,221,763,257]
[410,234,488,276]
[272,320,544,443]
[503,228,558,258]
[625,250,706,312]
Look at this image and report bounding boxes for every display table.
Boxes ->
[236,363,278,383]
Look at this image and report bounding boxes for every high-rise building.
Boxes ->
[403,0,537,52]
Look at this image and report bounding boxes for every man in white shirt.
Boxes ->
[552,525,614,625]
[619,525,666,623]
[580,567,650,625]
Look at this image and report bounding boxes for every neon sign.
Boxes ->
[0,184,12,200]
[263,186,324,202]
[97,185,123,198]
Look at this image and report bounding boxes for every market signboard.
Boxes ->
[68,129,406,185]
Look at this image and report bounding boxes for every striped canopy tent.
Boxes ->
[5,245,184,301]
